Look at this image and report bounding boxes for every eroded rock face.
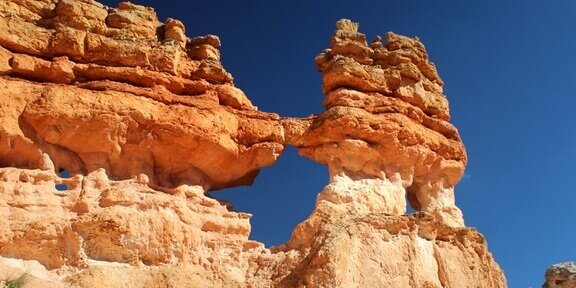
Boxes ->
[286,19,466,227]
[0,0,283,191]
[543,262,576,288]
[0,2,506,287]
[0,167,261,272]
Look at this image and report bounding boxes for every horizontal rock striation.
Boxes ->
[0,2,506,287]
[0,0,284,191]
[286,19,466,227]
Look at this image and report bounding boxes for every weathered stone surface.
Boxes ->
[0,77,280,190]
[291,19,467,227]
[543,262,576,288]
[271,212,506,288]
[0,0,242,99]
[0,167,261,272]
[0,0,506,286]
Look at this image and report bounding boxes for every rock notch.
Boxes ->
[0,1,506,287]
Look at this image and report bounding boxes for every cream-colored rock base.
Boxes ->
[0,166,505,288]
[318,169,407,215]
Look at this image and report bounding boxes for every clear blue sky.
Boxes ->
[102,1,576,286]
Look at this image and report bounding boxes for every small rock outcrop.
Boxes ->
[543,262,576,288]
[0,2,506,287]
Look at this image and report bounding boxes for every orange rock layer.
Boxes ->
[0,2,506,287]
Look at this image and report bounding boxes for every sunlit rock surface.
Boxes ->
[0,2,505,287]
[543,262,576,288]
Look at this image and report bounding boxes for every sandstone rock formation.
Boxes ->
[543,262,576,288]
[0,0,282,192]
[286,19,466,227]
[273,19,503,288]
[0,1,506,287]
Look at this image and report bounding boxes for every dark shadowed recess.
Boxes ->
[211,146,327,247]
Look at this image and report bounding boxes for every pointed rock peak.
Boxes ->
[335,19,359,33]
[332,19,367,45]
[385,32,429,60]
